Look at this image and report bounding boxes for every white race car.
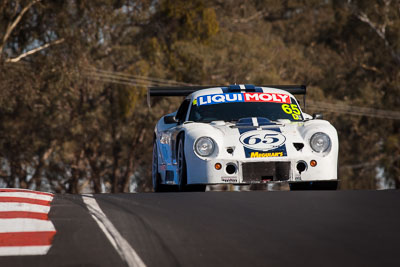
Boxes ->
[150,85,338,191]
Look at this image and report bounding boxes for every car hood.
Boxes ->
[184,117,337,159]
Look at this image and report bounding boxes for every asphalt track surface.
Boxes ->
[1,190,400,267]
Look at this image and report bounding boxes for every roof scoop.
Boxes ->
[226,84,259,92]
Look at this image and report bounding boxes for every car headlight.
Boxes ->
[195,137,215,157]
[310,132,331,153]
[160,131,172,145]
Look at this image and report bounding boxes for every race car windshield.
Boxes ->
[189,97,303,122]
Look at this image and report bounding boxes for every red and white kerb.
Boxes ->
[0,189,56,256]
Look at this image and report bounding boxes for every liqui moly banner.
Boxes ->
[195,93,291,106]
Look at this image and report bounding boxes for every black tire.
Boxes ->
[177,135,187,192]
[185,184,207,192]
[152,142,164,192]
[289,181,338,191]
[313,181,338,190]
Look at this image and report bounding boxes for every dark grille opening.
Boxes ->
[166,170,174,181]
[261,176,273,182]
[242,162,290,182]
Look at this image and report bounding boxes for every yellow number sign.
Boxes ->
[282,104,301,120]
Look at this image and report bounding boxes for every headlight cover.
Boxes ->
[310,132,331,153]
[160,131,172,145]
[195,137,215,157]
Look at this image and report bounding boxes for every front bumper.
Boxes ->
[186,156,338,185]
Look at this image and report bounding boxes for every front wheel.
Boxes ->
[185,184,207,192]
[289,181,338,191]
[152,142,164,192]
[177,136,187,191]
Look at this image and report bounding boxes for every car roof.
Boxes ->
[189,86,296,99]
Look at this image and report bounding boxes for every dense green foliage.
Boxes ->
[0,0,399,192]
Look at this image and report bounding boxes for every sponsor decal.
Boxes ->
[245,146,287,158]
[197,93,243,106]
[238,128,287,158]
[196,93,291,106]
[250,151,284,158]
[239,130,286,151]
[243,93,290,103]
[221,177,238,183]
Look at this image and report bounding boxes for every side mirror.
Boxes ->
[164,115,178,124]
[312,113,323,120]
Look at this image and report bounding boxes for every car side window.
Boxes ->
[175,99,190,124]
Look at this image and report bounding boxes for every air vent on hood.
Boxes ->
[226,147,234,154]
[293,143,304,151]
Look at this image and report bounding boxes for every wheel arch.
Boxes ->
[175,130,186,153]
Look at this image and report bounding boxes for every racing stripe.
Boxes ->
[223,85,262,93]
[252,117,259,127]
[256,117,275,126]
[254,87,263,92]
[236,117,276,128]
[228,85,241,91]
[237,126,288,158]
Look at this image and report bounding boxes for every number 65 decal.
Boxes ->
[282,104,301,120]
[239,130,286,151]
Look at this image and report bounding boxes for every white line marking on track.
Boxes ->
[0,203,51,213]
[0,246,51,256]
[82,194,146,267]
[0,192,53,201]
[0,218,55,233]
